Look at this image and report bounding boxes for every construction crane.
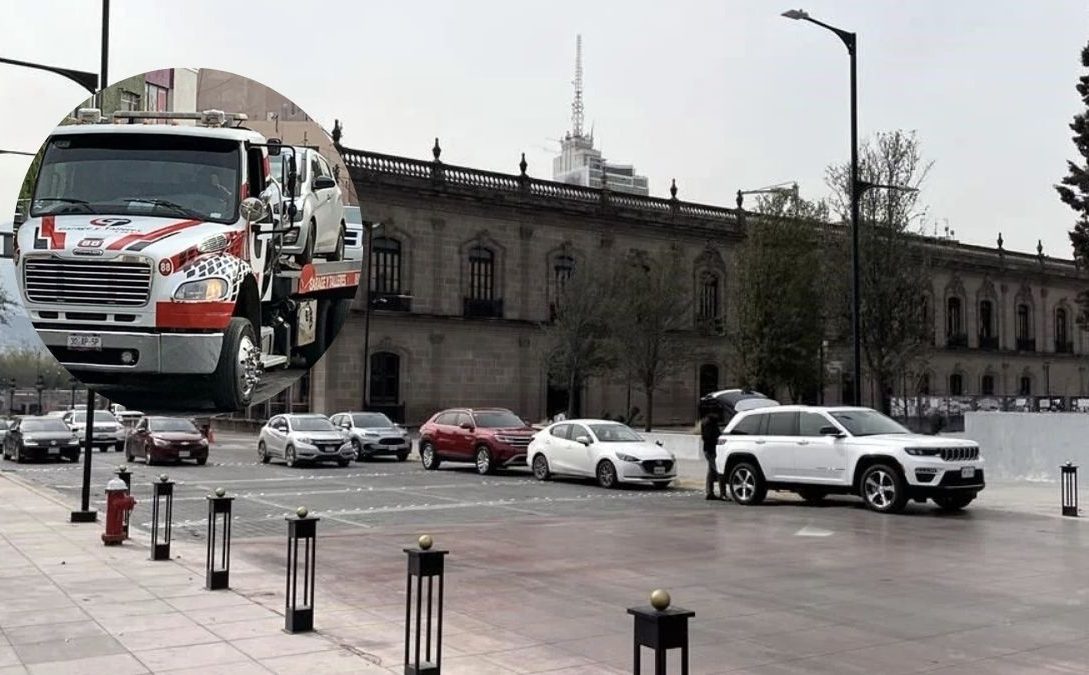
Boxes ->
[735,181,799,209]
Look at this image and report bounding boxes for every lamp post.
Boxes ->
[781,9,918,406]
[69,377,78,409]
[7,378,14,415]
[34,374,45,415]
[361,221,382,410]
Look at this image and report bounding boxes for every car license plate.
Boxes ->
[179,450,189,458]
[961,467,975,479]
[47,447,59,455]
[653,466,665,475]
[68,333,102,351]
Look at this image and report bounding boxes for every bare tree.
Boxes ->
[612,248,693,431]
[825,130,934,414]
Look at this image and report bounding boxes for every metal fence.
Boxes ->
[891,395,1089,434]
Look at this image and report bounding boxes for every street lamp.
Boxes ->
[34,374,45,414]
[360,221,383,410]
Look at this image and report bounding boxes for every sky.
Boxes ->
[1,0,1087,258]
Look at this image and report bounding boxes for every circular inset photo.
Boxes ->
[12,68,362,413]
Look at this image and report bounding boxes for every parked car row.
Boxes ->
[257,411,410,467]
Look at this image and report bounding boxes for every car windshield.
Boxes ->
[588,424,643,442]
[149,418,198,433]
[351,413,393,428]
[70,411,118,424]
[830,410,910,437]
[23,419,70,433]
[344,206,362,224]
[268,149,307,188]
[473,411,525,428]
[291,416,335,432]
[32,133,241,224]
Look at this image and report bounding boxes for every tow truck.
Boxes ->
[14,109,361,411]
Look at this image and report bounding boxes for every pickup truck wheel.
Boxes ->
[211,318,259,410]
[860,464,909,514]
[728,462,766,505]
[475,446,495,475]
[420,442,440,470]
[933,494,975,512]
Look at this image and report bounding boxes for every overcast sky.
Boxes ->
[1,1,1087,257]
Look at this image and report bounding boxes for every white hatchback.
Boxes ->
[270,147,346,264]
[527,419,677,489]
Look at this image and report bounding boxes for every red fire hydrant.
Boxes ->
[102,477,136,546]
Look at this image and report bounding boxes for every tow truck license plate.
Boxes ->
[961,467,975,479]
[653,466,666,475]
[68,333,102,351]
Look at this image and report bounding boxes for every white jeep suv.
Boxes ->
[715,406,984,513]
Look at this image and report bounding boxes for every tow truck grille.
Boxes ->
[24,258,152,307]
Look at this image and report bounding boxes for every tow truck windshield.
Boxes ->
[31,133,242,224]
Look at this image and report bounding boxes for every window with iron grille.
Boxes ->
[697,271,720,321]
[946,297,963,336]
[949,373,964,396]
[1016,304,1031,341]
[370,237,402,295]
[369,352,400,404]
[1019,376,1032,396]
[553,255,574,301]
[981,374,995,396]
[979,300,994,339]
[468,246,495,301]
[1056,307,1069,344]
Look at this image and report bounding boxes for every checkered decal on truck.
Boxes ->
[183,253,248,300]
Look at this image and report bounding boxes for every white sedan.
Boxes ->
[526,419,676,489]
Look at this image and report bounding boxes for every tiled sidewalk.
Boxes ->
[0,473,390,675]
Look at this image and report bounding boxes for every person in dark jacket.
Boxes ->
[700,412,723,500]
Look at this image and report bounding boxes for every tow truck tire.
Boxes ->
[211,318,259,411]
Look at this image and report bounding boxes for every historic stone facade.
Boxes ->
[306,142,1089,426]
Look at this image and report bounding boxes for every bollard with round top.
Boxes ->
[627,589,695,674]
[404,534,448,675]
[205,487,234,590]
[285,505,320,633]
[150,474,174,561]
[1061,462,1079,517]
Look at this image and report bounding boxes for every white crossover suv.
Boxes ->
[715,406,984,513]
[257,414,353,467]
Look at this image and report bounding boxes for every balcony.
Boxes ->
[945,333,968,349]
[463,297,504,319]
[1055,340,1074,354]
[696,316,725,336]
[1016,337,1036,352]
[370,292,412,312]
[978,335,999,351]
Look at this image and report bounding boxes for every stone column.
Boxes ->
[430,218,445,315]
[518,224,533,321]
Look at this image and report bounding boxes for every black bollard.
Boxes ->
[1061,462,1079,517]
[150,474,174,561]
[205,487,233,590]
[115,465,132,537]
[285,507,319,633]
[404,534,447,675]
[627,590,694,675]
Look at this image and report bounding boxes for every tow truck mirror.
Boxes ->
[240,197,269,224]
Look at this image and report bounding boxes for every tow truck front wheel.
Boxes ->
[211,318,260,411]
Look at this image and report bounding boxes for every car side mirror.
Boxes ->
[575,435,591,446]
[459,421,474,431]
[313,175,336,191]
[819,426,844,437]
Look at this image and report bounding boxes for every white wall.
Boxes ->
[963,412,1087,481]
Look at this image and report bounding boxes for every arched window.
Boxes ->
[981,374,995,396]
[946,297,963,337]
[949,373,964,397]
[979,300,994,339]
[369,352,400,404]
[697,271,721,321]
[917,373,930,396]
[1019,375,1032,396]
[1056,307,1070,352]
[1016,304,1034,350]
[371,237,402,295]
[553,255,575,297]
[698,364,719,397]
[468,246,495,301]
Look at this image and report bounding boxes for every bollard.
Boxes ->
[627,589,695,675]
[115,465,132,537]
[285,507,319,633]
[205,487,234,590]
[1061,462,1079,517]
[150,474,174,561]
[404,534,448,675]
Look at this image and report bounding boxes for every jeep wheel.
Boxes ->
[531,453,551,481]
[798,489,827,505]
[258,441,270,464]
[596,459,618,489]
[728,462,766,506]
[933,494,975,512]
[420,442,440,470]
[860,464,908,514]
[475,446,495,475]
[211,318,260,411]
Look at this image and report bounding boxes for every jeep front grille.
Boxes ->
[24,257,152,307]
[940,447,979,461]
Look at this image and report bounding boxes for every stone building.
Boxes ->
[305,141,1089,426]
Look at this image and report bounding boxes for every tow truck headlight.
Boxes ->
[174,278,228,301]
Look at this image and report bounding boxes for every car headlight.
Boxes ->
[153,438,170,447]
[616,453,640,463]
[296,437,311,445]
[282,226,300,244]
[904,447,942,456]
[174,278,229,301]
[68,438,79,445]
[23,437,38,446]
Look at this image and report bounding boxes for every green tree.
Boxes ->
[612,248,692,431]
[1058,42,1089,326]
[734,193,830,402]
[826,130,934,414]
[543,261,618,418]
[0,345,74,389]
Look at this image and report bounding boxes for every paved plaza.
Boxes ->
[1,431,1088,673]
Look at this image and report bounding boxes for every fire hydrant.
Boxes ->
[102,477,136,546]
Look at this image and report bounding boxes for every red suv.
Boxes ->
[418,408,535,474]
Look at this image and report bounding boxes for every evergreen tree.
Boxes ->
[1057,42,1089,326]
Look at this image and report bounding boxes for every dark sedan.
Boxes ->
[2,416,81,462]
[125,416,209,466]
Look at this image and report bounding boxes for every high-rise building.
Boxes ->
[551,35,649,196]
